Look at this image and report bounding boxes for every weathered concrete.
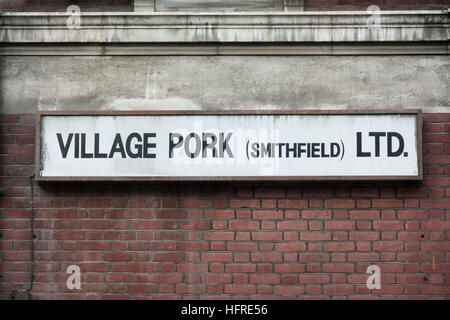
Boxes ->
[1,55,448,114]
[0,11,448,43]
[0,11,448,114]
[135,0,155,12]
[1,43,448,56]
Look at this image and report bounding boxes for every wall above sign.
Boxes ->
[153,0,284,11]
[36,110,422,181]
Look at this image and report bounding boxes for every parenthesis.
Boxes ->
[340,139,345,161]
[246,140,250,161]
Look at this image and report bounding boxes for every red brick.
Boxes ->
[277,221,307,230]
[397,210,428,219]
[7,166,34,176]
[80,220,110,229]
[421,242,450,251]
[325,221,355,230]
[179,221,210,230]
[225,264,256,272]
[206,210,234,219]
[155,209,186,219]
[3,252,32,261]
[373,221,404,230]
[254,188,285,198]
[275,243,306,252]
[372,199,403,208]
[80,241,111,251]
[200,274,230,285]
[325,243,355,251]
[423,177,450,186]
[349,210,380,219]
[323,263,354,273]
[301,210,332,219]
[300,274,330,284]
[152,274,183,283]
[227,242,258,251]
[300,232,331,241]
[253,210,283,219]
[275,264,305,273]
[351,188,379,197]
[54,231,85,240]
[301,253,330,262]
[421,199,450,209]
[421,286,450,295]
[249,274,280,284]
[0,115,17,123]
[252,232,282,241]
[129,199,160,208]
[129,242,160,251]
[274,285,304,295]
[153,252,184,262]
[347,253,379,262]
[79,199,111,208]
[9,125,35,134]
[278,199,308,208]
[230,199,260,208]
[202,253,232,262]
[323,286,354,295]
[303,188,333,197]
[224,285,256,294]
[398,231,427,240]
[373,242,403,251]
[204,232,234,241]
[179,199,210,208]
[229,221,259,230]
[104,252,132,262]
[325,199,355,208]
[422,221,450,230]
[397,253,428,262]
[423,133,450,143]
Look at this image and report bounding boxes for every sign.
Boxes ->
[36,110,422,181]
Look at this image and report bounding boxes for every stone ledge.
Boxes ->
[1,43,448,56]
[0,10,448,43]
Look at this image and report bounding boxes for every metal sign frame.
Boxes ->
[35,109,423,182]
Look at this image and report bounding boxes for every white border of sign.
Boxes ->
[35,110,423,182]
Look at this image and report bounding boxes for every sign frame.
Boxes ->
[35,109,423,182]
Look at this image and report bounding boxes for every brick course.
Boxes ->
[0,114,449,299]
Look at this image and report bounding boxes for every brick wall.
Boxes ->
[0,114,449,299]
[0,0,448,11]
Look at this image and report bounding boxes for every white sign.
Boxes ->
[37,111,422,181]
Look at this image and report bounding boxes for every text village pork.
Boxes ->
[55,131,407,160]
[55,132,234,159]
[56,133,157,159]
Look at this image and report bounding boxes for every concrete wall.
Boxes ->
[1,55,449,114]
[1,0,448,12]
